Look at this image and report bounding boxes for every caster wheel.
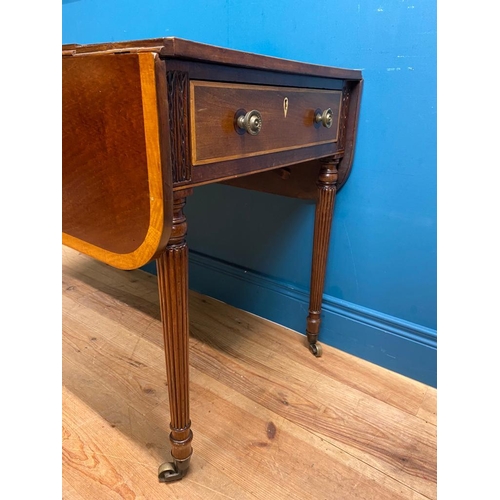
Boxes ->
[158,462,186,482]
[309,343,323,357]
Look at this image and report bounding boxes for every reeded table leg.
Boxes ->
[306,157,340,357]
[156,194,193,482]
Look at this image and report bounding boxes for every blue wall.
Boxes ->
[63,0,437,386]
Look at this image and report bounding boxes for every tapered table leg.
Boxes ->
[156,194,193,482]
[306,157,340,357]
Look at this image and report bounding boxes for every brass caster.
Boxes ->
[158,462,185,482]
[309,342,323,357]
[158,462,187,483]
[158,457,190,483]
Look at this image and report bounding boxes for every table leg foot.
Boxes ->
[308,342,323,357]
[158,456,191,482]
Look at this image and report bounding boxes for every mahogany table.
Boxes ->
[62,38,362,482]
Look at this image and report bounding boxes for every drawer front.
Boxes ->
[190,81,342,166]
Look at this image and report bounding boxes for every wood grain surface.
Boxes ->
[190,82,341,165]
[63,38,362,198]
[62,246,436,499]
[62,52,169,270]
[63,37,363,81]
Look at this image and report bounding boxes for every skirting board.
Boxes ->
[142,250,437,387]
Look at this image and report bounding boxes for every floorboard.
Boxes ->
[62,247,437,499]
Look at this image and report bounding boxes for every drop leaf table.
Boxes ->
[62,37,362,482]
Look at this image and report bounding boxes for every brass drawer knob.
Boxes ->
[235,109,263,135]
[314,108,333,128]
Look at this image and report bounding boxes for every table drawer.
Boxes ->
[190,81,342,166]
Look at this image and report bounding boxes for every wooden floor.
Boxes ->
[62,246,437,500]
